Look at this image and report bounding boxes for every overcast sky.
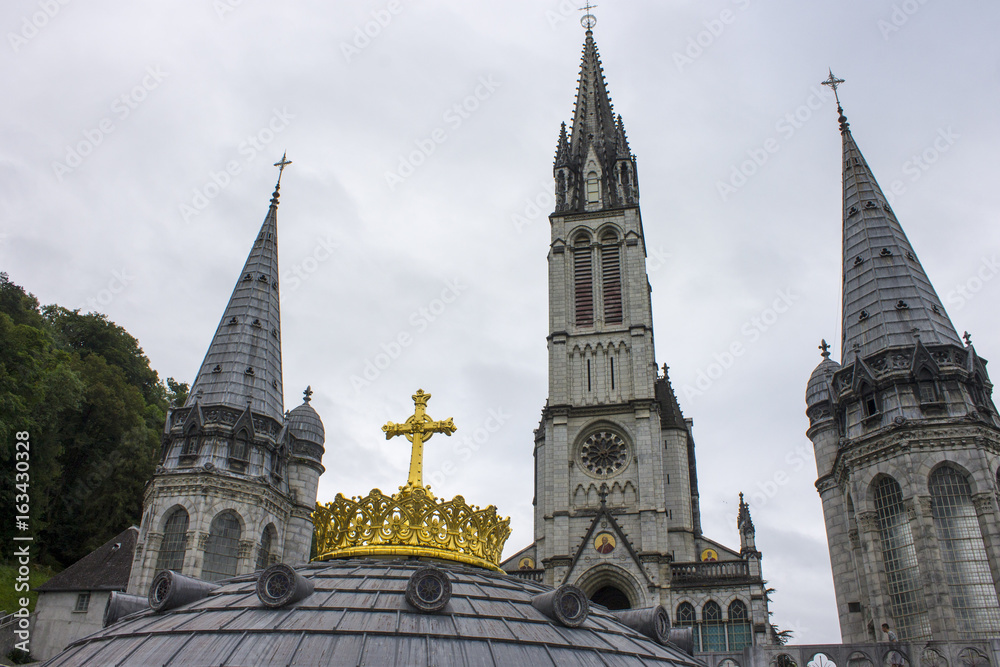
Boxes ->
[4,0,1000,644]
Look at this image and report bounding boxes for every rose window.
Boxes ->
[581,431,628,475]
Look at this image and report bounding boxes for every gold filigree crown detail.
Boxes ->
[311,390,511,570]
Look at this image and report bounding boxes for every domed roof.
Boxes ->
[287,387,324,443]
[806,356,841,407]
[44,558,701,667]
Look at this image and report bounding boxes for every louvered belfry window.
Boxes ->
[601,231,622,324]
[574,235,594,327]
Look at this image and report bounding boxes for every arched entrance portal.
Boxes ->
[590,585,631,610]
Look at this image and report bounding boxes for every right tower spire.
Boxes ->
[806,73,1000,644]
[825,74,962,365]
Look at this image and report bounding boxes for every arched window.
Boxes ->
[702,600,726,651]
[156,507,189,572]
[873,476,930,639]
[929,466,1000,638]
[573,234,594,327]
[586,171,600,204]
[202,511,241,582]
[231,430,250,461]
[677,602,699,651]
[728,599,752,650]
[256,524,276,571]
[601,230,623,325]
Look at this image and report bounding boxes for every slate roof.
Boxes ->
[43,558,704,667]
[838,113,961,365]
[184,185,285,422]
[806,357,841,407]
[37,526,137,593]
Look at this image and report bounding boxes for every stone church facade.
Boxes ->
[126,176,327,596]
[500,28,774,653]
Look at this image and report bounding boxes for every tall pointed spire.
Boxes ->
[828,76,961,364]
[553,23,639,213]
[568,28,619,160]
[185,157,290,422]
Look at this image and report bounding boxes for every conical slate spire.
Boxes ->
[568,30,622,162]
[185,178,285,422]
[839,112,962,364]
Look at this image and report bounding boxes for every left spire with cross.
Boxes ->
[184,155,292,422]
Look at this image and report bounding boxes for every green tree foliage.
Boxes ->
[0,273,171,566]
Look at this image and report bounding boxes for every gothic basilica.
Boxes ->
[31,14,1000,667]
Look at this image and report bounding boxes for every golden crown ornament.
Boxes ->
[312,390,512,571]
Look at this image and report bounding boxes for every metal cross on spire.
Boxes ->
[821,70,846,107]
[382,389,457,491]
[274,152,292,187]
[579,0,598,30]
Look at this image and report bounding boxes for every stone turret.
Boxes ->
[129,158,325,593]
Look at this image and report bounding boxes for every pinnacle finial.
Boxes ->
[819,339,831,359]
[579,1,597,31]
[271,152,292,205]
[964,331,973,346]
[303,385,313,403]
[821,70,849,132]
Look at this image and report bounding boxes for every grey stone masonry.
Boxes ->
[807,103,1000,644]
[506,27,774,652]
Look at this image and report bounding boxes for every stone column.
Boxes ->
[972,492,1000,599]
[909,495,953,637]
[856,511,888,630]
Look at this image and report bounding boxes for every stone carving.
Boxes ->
[921,648,947,667]
[857,511,879,533]
[959,648,989,667]
[808,653,837,667]
[972,493,995,515]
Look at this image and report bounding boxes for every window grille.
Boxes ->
[702,600,727,651]
[929,466,1000,638]
[728,600,753,650]
[874,476,931,639]
[156,508,189,572]
[677,602,699,652]
[202,511,241,582]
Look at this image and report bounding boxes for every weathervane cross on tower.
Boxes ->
[273,152,292,186]
[579,0,598,30]
[382,389,457,491]
[821,70,846,107]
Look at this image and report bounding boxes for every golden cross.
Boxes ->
[382,389,456,490]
